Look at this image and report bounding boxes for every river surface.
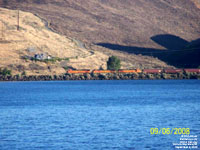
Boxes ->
[0,80,199,150]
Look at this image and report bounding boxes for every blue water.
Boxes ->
[0,80,199,150]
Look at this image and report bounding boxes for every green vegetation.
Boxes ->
[0,68,12,76]
[63,66,69,70]
[43,57,69,63]
[42,58,58,63]
[21,71,26,76]
[30,57,69,63]
[107,56,121,70]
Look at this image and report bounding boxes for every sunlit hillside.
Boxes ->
[0,8,109,75]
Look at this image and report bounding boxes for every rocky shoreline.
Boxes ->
[0,72,200,81]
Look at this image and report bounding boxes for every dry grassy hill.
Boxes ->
[0,8,170,75]
[0,0,200,72]
[0,8,111,75]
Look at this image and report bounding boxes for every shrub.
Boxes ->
[22,71,26,76]
[33,57,69,63]
[0,68,12,76]
[107,56,121,70]
[63,66,69,70]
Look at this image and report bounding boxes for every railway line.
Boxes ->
[66,69,200,74]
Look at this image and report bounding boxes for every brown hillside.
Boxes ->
[1,0,199,46]
[191,0,200,9]
[0,0,200,68]
[0,8,170,76]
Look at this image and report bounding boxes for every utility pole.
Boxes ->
[17,9,20,31]
[1,22,3,40]
[1,21,4,40]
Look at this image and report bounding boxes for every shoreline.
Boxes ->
[0,72,200,81]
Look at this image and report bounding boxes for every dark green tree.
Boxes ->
[0,68,11,76]
[107,56,121,70]
[21,71,26,76]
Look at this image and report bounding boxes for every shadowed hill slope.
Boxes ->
[98,35,200,68]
